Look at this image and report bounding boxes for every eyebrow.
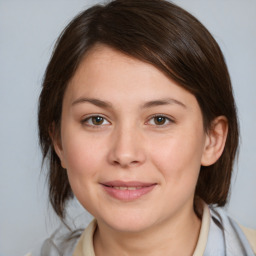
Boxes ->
[141,98,186,109]
[72,97,113,108]
[71,97,186,109]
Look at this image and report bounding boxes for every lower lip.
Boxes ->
[102,185,156,201]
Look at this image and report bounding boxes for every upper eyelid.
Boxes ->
[80,113,175,124]
[146,114,175,122]
[81,114,111,124]
[81,114,110,120]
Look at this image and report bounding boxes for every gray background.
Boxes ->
[0,0,255,255]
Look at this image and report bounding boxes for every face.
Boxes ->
[55,45,210,233]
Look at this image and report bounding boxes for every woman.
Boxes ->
[37,0,255,255]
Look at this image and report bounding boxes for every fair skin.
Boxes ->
[53,45,228,256]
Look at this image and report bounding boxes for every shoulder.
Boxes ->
[39,226,83,256]
[208,205,256,255]
[27,223,84,256]
[26,212,94,256]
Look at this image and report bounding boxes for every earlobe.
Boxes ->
[201,116,228,166]
[49,123,67,169]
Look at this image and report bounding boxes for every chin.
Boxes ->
[97,209,159,233]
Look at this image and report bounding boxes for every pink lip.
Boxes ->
[100,180,157,201]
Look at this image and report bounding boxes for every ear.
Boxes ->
[49,123,67,169]
[201,116,228,166]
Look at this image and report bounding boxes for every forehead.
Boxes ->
[64,44,198,110]
[71,44,163,89]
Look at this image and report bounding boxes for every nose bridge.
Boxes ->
[108,121,146,168]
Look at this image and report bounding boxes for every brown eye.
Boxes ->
[154,116,167,125]
[92,116,104,125]
[147,115,173,126]
[82,115,110,126]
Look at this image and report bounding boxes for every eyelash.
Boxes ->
[81,114,174,128]
[146,114,174,127]
[81,115,111,127]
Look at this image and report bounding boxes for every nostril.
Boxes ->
[112,159,140,167]
[131,160,139,165]
[113,160,120,166]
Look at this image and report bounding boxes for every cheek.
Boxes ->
[61,133,105,207]
[61,130,105,177]
[149,130,205,186]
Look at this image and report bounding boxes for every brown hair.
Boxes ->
[38,0,239,219]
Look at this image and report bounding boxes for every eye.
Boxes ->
[82,115,110,126]
[147,115,173,126]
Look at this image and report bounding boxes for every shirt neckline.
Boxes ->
[73,203,210,256]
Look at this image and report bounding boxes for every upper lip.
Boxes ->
[100,180,157,187]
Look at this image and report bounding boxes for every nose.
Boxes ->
[107,124,146,168]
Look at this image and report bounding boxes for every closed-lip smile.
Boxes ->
[100,180,157,201]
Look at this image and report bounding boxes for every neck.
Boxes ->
[94,203,201,256]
